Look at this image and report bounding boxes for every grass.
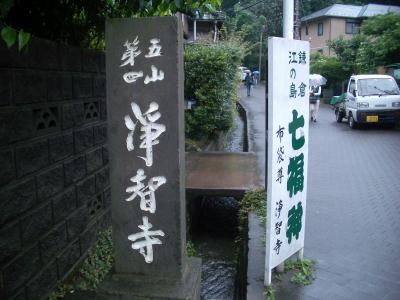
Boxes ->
[237,188,316,297]
[238,188,266,226]
[48,227,114,299]
[284,259,316,285]
[186,240,197,257]
[263,259,316,299]
[264,285,276,300]
[235,188,266,253]
[48,228,199,299]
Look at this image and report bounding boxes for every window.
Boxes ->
[305,25,309,35]
[348,80,356,95]
[357,78,400,96]
[317,23,323,36]
[345,19,360,34]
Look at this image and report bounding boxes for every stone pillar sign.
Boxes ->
[101,16,201,299]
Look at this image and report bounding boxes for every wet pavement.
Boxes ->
[239,84,267,300]
[240,84,400,299]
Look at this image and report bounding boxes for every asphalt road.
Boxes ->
[241,84,400,299]
[277,102,400,299]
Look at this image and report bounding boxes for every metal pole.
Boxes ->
[294,0,300,40]
[258,28,263,80]
[214,21,217,42]
[275,0,295,275]
[283,0,294,39]
[194,20,197,41]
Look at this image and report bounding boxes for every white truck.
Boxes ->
[335,74,400,128]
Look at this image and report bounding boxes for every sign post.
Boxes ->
[264,37,309,285]
[102,16,201,299]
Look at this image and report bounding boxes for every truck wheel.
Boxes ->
[335,109,343,123]
[349,115,357,129]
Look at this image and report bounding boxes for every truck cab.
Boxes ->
[344,74,400,128]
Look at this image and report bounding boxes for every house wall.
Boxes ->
[301,17,357,56]
[0,36,111,300]
[187,20,218,42]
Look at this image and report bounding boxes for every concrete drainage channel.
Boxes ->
[187,103,252,300]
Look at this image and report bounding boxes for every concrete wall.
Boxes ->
[0,37,111,300]
[301,17,357,56]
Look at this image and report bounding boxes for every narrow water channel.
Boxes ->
[190,110,245,300]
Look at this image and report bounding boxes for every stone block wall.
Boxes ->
[0,37,111,300]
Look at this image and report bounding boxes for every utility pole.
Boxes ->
[283,0,294,39]
[258,25,265,80]
[275,0,294,275]
[294,0,301,40]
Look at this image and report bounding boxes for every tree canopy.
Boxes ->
[327,12,400,74]
[311,12,400,92]
[356,12,400,72]
[0,0,221,48]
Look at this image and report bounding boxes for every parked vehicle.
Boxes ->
[334,74,400,128]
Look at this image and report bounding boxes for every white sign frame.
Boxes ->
[265,37,310,285]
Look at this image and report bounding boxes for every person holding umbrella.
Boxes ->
[309,74,327,122]
[253,70,260,85]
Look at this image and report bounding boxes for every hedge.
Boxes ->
[184,41,244,140]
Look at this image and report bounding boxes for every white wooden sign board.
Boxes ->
[265,37,310,285]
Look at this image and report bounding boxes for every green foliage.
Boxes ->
[328,35,364,74]
[184,40,244,140]
[186,240,197,257]
[135,0,222,16]
[0,0,14,17]
[264,285,275,300]
[185,138,202,151]
[1,0,221,49]
[48,283,74,300]
[328,13,400,74]
[238,188,266,226]
[1,26,15,47]
[0,26,30,50]
[224,3,267,74]
[284,259,316,286]
[235,188,266,254]
[48,227,114,299]
[310,52,347,90]
[17,29,30,50]
[356,13,400,72]
[75,228,114,291]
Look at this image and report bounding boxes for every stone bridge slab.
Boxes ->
[185,151,259,197]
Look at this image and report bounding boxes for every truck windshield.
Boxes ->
[357,78,400,96]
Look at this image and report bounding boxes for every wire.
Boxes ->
[225,0,267,13]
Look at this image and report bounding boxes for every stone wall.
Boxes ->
[0,37,110,300]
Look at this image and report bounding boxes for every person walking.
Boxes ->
[253,71,259,85]
[245,71,253,97]
[309,85,321,122]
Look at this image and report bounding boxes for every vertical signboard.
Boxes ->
[106,17,186,278]
[265,37,309,285]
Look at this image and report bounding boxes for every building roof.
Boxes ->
[301,3,400,22]
[358,4,400,17]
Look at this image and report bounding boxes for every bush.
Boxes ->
[184,41,244,140]
[327,13,400,74]
[310,52,347,92]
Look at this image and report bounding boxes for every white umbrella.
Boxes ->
[309,74,327,86]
